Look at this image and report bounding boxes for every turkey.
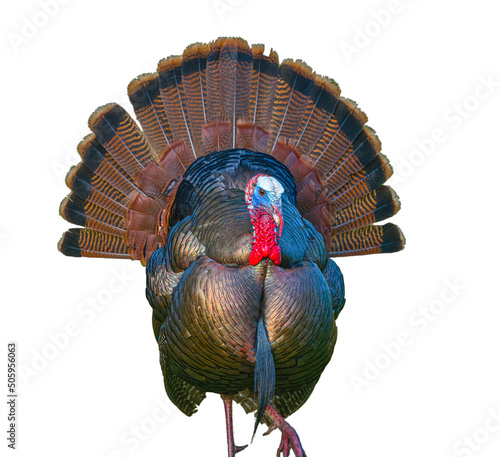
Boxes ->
[58,37,405,457]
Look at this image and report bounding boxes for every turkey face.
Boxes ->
[245,175,284,266]
[252,176,284,229]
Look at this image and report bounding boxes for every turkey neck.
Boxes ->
[248,208,281,266]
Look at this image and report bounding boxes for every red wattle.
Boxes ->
[247,208,282,266]
[269,245,281,265]
[249,250,263,266]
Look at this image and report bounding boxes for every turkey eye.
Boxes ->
[258,188,266,197]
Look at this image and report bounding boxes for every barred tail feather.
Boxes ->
[218,38,253,148]
[181,43,210,155]
[268,60,315,152]
[330,223,405,257]
[248,44,279,135]
[58,228,131,259]
[294,75,340,157]
[158,56,197,163]
[128,73,173,155]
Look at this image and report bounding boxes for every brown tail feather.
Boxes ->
[236,122,270,153]
[181,43,210,155]
[294,75,340,157]
[206,38,224,124]
[248,44,279,136]
[202,122,232,153]
[268,60,315,153]
[218,38,253,147]
[58,228,132,259]
[158,56,197,163]
[323,127,381,195]
[128,73,173,155]
[158,141,190,176]
[329,223,405,257]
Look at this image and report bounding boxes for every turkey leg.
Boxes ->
[221,395,248,457]
[265,405,307,457]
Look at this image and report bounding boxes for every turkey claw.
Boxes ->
[263,423,278,436]
[277,424,307,457]
[235,444,248,453]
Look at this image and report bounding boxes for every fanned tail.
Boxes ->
[59,37,404,266]
[58,104,181,265]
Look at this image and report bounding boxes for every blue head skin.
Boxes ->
[250,176,284,230]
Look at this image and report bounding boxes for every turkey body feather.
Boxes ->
[58,37,404,457]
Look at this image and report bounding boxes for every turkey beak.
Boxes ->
[271,207,281,227]
[270,202,283,237]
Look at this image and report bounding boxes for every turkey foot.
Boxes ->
[222,395,248,457]
[265,405,307,457]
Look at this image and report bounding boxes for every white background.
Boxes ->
[2,0,500,456]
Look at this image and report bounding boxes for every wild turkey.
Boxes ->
[58,37,405,457]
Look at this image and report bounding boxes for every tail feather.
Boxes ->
[158,56,197,162]
[330,223,405,257]
[218,38,253,147]
[58,228,132,259]
[268,60,315,152]
[181,43,210,155]
[235,122,270,152]
[248,44,279,136]
[202,122,232,153]
[206,39,223,124]
[158,140,191,175]
[128,73,173,155]
[295,75,340,157]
